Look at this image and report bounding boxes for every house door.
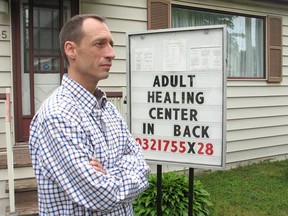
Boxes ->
[12,0,79,142]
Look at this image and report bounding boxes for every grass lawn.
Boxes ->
[195,159,288,216]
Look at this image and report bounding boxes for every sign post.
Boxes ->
[127,25,227,213]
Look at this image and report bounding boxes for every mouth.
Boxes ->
[101,63,112,69]
[101,64,112,71]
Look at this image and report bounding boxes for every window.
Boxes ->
[147,0,282,82]
[22,1,70,73]
[172,7,264,78]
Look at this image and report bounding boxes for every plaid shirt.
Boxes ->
[29,75,150,215]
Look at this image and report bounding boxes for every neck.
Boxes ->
[67,68,97,94]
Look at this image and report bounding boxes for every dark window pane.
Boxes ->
[33,9,38,27]
[39,9,52,28]
[39,29,52,50]
[33,28,39,50]
[53,10,59,28]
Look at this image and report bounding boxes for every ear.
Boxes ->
[64,41,77,62]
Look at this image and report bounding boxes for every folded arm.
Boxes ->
[32,113,150,212]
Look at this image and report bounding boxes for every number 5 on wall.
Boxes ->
[0,27,9,40]
[1,30,7,39]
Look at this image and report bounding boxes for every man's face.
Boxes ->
[72,18,115,86]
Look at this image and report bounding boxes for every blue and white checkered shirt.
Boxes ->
[29,75,150,215]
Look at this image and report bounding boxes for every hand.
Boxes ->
[89,157,106,175]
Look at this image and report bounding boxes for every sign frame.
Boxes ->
[127,25,227,170]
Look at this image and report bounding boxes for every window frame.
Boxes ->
[147,0,283,83]
[11,0,79,142]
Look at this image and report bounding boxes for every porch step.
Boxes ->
[0,145,32,169]
[5,178,37,193]
[6,201,38,216]
[5,178,38,216]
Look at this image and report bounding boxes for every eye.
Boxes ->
[94,42,105,48]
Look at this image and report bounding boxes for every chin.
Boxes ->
[104,73,109,79]
[100,73,109,81]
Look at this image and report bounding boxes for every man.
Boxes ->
[29,14,150,215]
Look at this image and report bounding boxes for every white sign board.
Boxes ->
[127,25,227,169]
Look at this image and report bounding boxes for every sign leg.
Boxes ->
[157,164,162,216]
[188,167,194,216]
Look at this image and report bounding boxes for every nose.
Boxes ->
[106,44,115,60]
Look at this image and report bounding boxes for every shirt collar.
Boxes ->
[61,75,107,114]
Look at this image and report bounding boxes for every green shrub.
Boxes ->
[133,171,213,216]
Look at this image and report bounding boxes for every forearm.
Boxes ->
[107,154,150,201]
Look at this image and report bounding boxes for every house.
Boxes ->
[0,0,287,214]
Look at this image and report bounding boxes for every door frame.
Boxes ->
[11,0,79,143]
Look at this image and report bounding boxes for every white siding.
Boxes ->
[0,71,11,86]
[0,9,13,211]
[228,135,287,152]
[228,106,288,119]
[0,41,10,56]
[81,3,147,21]
[0,10,13,148]
[227,144,288,164]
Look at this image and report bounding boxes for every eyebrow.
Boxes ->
[92,37,114,47]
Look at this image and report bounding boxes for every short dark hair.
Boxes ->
[59,14,106,65]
